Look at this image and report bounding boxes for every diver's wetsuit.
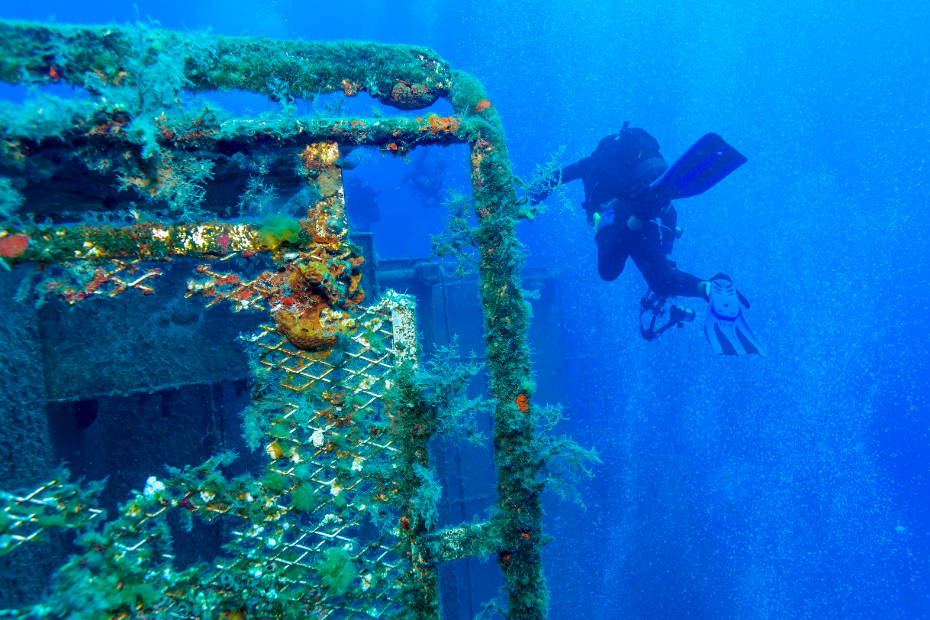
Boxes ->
[556,128,704,299]
[593,204,701,298]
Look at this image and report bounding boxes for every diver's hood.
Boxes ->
[634,156,669,186]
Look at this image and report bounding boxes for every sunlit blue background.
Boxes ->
[3,0,928,617]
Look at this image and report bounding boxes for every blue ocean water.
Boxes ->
[2,0,928,617]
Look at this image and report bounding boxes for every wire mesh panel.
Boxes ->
[217,295,417,619]
[0,478,105,556]
[1,294,425,620]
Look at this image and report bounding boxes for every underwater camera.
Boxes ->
[639,290,696,342]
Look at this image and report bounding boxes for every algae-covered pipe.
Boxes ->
[1,110,473,153]
[451,70,548,620]
[0,21,451,110]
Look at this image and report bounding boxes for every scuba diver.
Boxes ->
[532,122,765,356]
[396,149,448,208]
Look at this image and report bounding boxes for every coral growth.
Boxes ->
[274,298,338,350]
[0,234,28,258]
[118,151,216,218]
[187,250,364,352]
[271,258,362,350]
[298,142,348,244]
[239,176,281,216]
[420,114,461,135]
[387,81,434,110]
[341,79,361,96]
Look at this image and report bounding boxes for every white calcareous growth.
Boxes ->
[144,476,165,497]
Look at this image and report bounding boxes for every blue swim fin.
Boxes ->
[705,274,766,356]
[648,133,747,202]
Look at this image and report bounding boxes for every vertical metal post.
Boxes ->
[454,71,548,620]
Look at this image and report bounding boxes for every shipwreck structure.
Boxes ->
[0,21,591,620]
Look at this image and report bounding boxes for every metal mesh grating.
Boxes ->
[0,294,422,620]
[0,479,105,557]
[218,294,415,619]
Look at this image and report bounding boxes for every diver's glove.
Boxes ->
[704,274,766,356]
